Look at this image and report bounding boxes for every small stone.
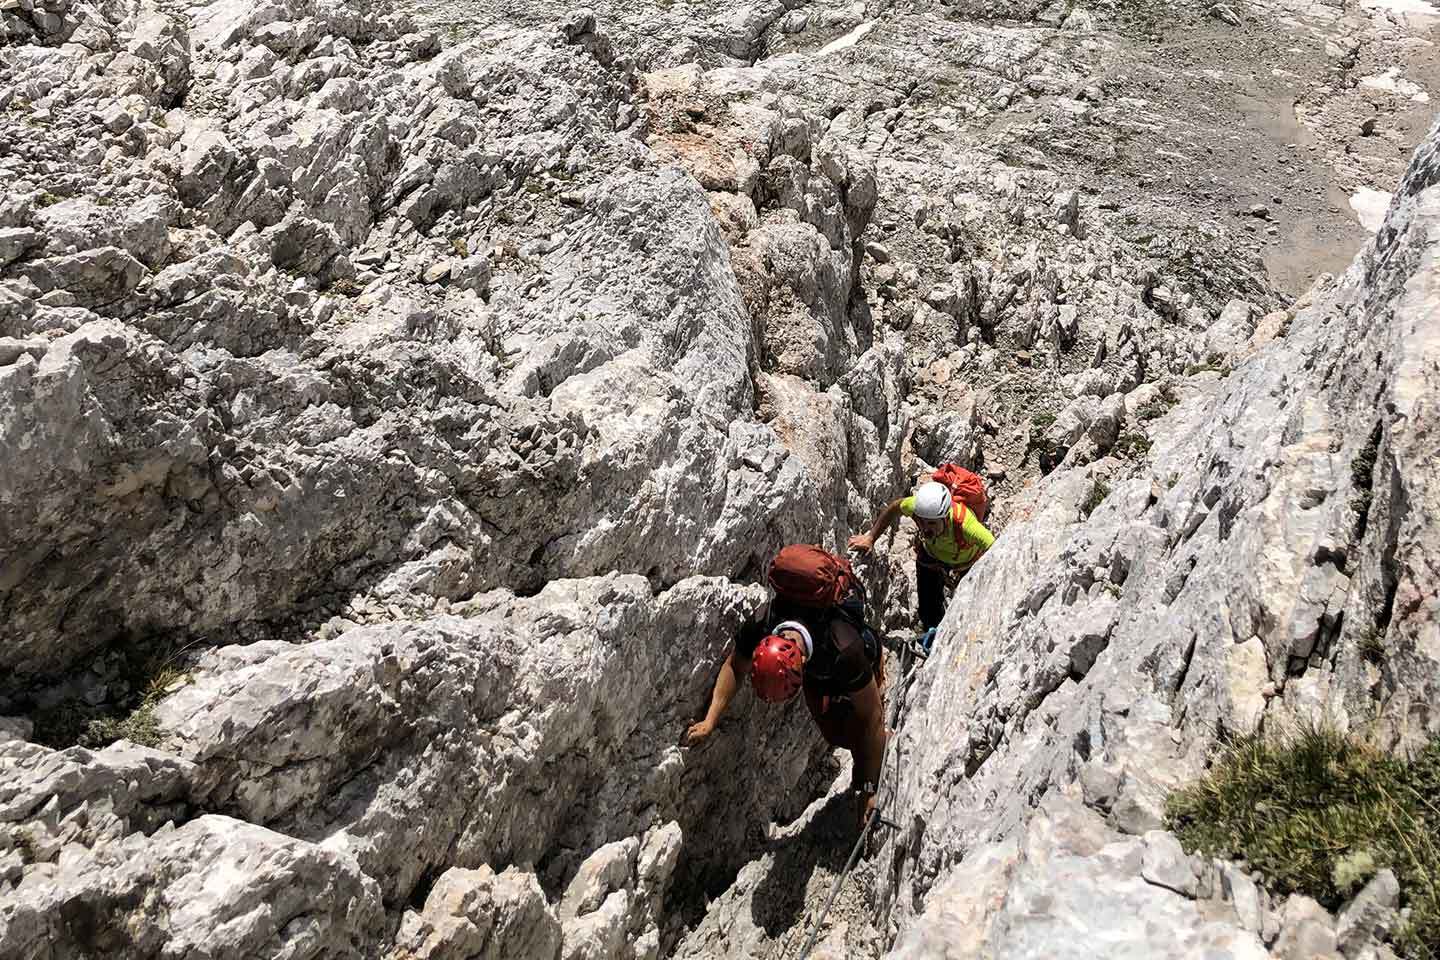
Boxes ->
[1141,831,1198,896]
[99,104,133,134]
[1248,204,1270,219]
[1222,862,1263,933]
[1208,2,1242,23]
[1336,869,1400,956]
[0,226,41,266]
[1273,895,1339,959]
[38,289,77,307]
[450,255,491,296]
[421,260,453,284]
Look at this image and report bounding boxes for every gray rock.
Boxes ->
[0,227,41,266]
[0,815,385,957]
[2,0,1439,952]
[1336,869,1400,957]
[888,798,1266,959]
[98,102,134,133]
[388,865,562,960]
[1141,830,1198,896]
[422,259,454,284]
[1209,3,1242,23]
[560,838,639,920]
[33,196,176,268]
[1221,861,1264,934]
[1053,188,1080,229]
[19,246,146,306]
[1073,367,1115,397]
[1273,894,1341,959]
[450,254,491,295]
[148,577,826,910]
[1201,299,1256,364]
[0,284,37,332]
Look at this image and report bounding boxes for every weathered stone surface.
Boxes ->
[888,797,1267,959]
[871,118,1440,957]
[2,0,1437,953]
[18,246,146,306]
[1273,894,1341,960]
[0,815,386,958]
[0,15,906,694]
[1335,869,1400,958]
[152,577,821,910]
[0,228,41,266]
[387,865,562,960]
[1141,829,1198,896]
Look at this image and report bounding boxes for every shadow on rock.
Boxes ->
[750,793,857,936]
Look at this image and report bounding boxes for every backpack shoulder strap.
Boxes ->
[952,501,971,547]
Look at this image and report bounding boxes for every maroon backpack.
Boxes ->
[767,544,858,609]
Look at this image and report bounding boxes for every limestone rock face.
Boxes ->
[0,1,903,695]
[888,797,1268,960]
[0,814,386,959]
[151,576,818,909]
[388,865,563,960]
[1,0,899,952]
[873,121,1440,957]
[2,0,1437,951]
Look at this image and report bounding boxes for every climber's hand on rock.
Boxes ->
[848,533,875,554]
[682,720,714,746]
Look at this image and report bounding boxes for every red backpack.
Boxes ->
[930,463,989,523]
[767,544,858,609]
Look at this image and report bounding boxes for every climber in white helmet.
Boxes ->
[849,479,996,631]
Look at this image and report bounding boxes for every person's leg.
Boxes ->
[804,685,847,748]
[857,624,886,691]
[804,677,887,830]
[846,679,887,830]
[915,552,946,630]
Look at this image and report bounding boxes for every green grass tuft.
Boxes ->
[1351,424,1383,543]
[1136,383,1179,422]
[30,646,192,750]
[1080,478,1110,518]
[1167,729,1440,960]
[1357,627,1386,666]
[1113,431,1152,460]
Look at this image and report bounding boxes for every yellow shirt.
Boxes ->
[899,497,995,568]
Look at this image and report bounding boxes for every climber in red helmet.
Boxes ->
[683,545,888,832]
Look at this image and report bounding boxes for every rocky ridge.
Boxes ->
[1,0,1437,955]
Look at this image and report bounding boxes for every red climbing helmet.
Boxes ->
[751,633,805,703]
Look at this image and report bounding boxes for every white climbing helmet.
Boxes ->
[913,481,953,521]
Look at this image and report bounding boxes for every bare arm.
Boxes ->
[684,649,751,745]
[848,498,906,553]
